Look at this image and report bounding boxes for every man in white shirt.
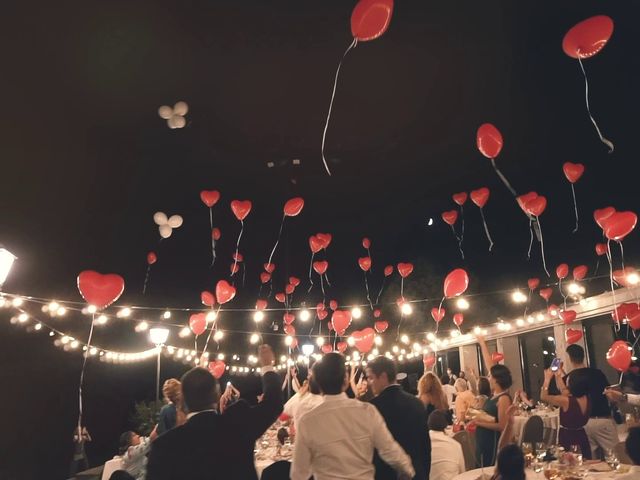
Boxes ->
[441,374,457,407]
[291,353,415,480]
[283,375,323,421]
[428,411,465,480]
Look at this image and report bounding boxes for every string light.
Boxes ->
[374,336,382,346]
[179,327,191,338]
[96,315,108,325]
[18,313,29,323]
[217,353,225,360]
[213,330,224,341]
[206,311,218,322]
[87,305,97,314]
[285,335,293,346]
[253,311,264,322]
[516,318,525,327]
[456,298,470,310]
[299,309,311,322]
[34,323,42,331]
[400,303,413,315]
[351,307,362,319]
[627,272,640,286]
[135,321,149,332]
[12,297,23,307]
[400,334,409,344]
[57,307,67,316]
[163,310,171,319]
[316,337,325,347]
[250,333,260,344]
[511,290,527,303]
[117,307,132,318]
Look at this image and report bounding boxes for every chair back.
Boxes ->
[260,460,291,480]
[613,441,632,465]
[453,430,477,470]
[521,415,544,444]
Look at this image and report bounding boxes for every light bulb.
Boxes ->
[206,311,218,322]
[89,347,97,355]
[57,307,67,316]
[285,335,293,346]
[12,297,23,307]
[34,323,42,331]
[392,345,399,353]
[374,336,382,346]
[536,313,545,322]
[516,318,525,327]
[179,326,191,338]
[456,298,470,310]
[250,333,260,344]
[400,303,413,315]
[253,311,264,322]
[400,334,409,344]
[70,340,79,349]
[135,321,149,332]
[217,353,225,360]
[97,314,108,325]
[566,283,581,295]
[280,355,287,363]
[473,326,481,335]
[316,337,325,347]
[119,307,132,318]
[163,310,171,319]
[351,307,362,319]
[213,330,224,341]
[627,272,640,285]
[511,290,527,303]
[412,342,422,352]
[347,336,355,346]
[299,309,310,322]
[301,344,314,356]
[87,305,97,314]
[49,301,59,312]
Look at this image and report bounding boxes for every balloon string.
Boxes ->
[450,225,465,260]
[400,277,404,297]
[324,272,331,287]
[268,279,273,299]
[619,241,625,270]
[570,184,579,234]
[320,274,326,304]
[524,289,531,318]
[232,220,244,277]
[366,248,373,273]
[527,218,534,260]
[576,56,614,153]
[480,208,494,251]
[460,205,465,245]
[537,216,551,277]
[436,297,445,334]
[77,315,96,432]
[267,215,286,268]
[376,277,386,305]
[202,305,222,355]
[142,264,152,295]
[559,278,567,310]
[307,253,315,293]
[491,158,517,196]
[363,272,374,311]
[606,240,619,329]
[321,37,357,176]
[242,263,246,288]
[209,208,217,267]
[594,258,600,276]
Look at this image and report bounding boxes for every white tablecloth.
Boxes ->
[512,410,560,445]
[453,465,638,480]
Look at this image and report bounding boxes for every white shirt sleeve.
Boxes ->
[629,393,640,406]
[290,418,313,480]
[370,405,415,478]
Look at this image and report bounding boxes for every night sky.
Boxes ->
[2,1,640,478]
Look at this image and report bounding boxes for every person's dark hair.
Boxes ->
[181,367,219,412]
[118,431,133,456]
[626,426,640,465]
[459,371,466,379]
[566,344,585,364]
[109,471,136,480]
[567,374,589,398]
[440,374,451,386]
[367,356,397,384]
[312,353,346,395]
[496,444,525,480]
[478,377,491,397]
[427,410,448,432]
[490,364,513,390]
[308,375,321,395]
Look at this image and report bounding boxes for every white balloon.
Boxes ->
[159,225,173,238]
[153,212,168,225]
[173,115,186,129]
[158,105,173,119]
[168,215,183,228]
[173,101,189,116]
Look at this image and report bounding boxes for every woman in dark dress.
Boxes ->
[541,368,592,459]
[156,379,184,435]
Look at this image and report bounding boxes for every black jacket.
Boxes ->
[370,385,430,480]
[146,371,283,480]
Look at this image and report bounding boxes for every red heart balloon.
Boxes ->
[275,293,286,303]
[629,309,640,330]
[208,360,226,379]
[613,267,638,287]
[431,307,445,322]
[285,284,295,295]
[321,344,333,354]
[362,237,371,249]
[374,320,388,333]
[595,243,607,256]
[147,252,157,265]
[358,257,372,272]
[562,15,614,59]
[423,353,436,368]
[232,252,243,262]
[283,313,295,325]
[441,210,458,226]
[318,309,328,320]
[264,263,276,273]
[560,310,577,324]
[316,233,332,249]
[612,303,639,323]
[397,263,414,278]
[524,196,547,217]
[230,200,252,221]
[373,309,381,318]
[384,265,393,277]
[260,272,271,284]
[77,271,125,310]
[215,280,236,304]
[594,207,616,229]
[565,329,583,345]
[395,296,406,308]
[255,299,267,311]
[528,278,540,290]
[444,268,469,298]
[329,300,338,311]
[309,235,323,253]
[517,192,539,213]
[452,192,468,206]
[606,340,632,372]
[189,313,207,335]
[289,277,300,287]
[313,261,328,275]
[556,263,569,280]
[573,265,588,281]
[284,324,296,335]
[331,310,352,335]
[352,327,375,353]
[491,352,504,364]
[201,291,216,307]
[337,341,347,353]
[539,288,553,301]
[476,123,503,159]
[283,197,304,217]
[316,302,326,313]
[230,263,239,275]
[470,187,490,208]
[212,228,221,241]
[200,190,221,208]
[604,211,638,241]
[453,313,464,327]
[350,0,394,42]
[562,162,585,184]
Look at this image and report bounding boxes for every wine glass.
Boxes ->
[604,449,619,471]
[570,444,583,466]
[535,442,546,458]
[544,461,560,480]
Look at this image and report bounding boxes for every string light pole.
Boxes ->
[149,328,170,409]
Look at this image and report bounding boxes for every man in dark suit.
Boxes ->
[366,356,430,480]
[146,345,283,480]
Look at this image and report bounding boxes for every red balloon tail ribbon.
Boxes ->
[321,37,358,176]
[606,240,620,330]
[523,290,532,318]
[266,214,286,270]
[363,271,374,311]
[320,274,326,304]
[242,263,246,288]
[527,218,534,260]
[376,277,386,304]
[366,248,373,273]
[400,277,404,297]
[232,220,244,278]
[570,183,580,234]
[324,272,331,287]
[536,216,551,277]
[491,158,517,197]
[209,207,217,267]
[594,257,600,276]
[479,208,494,251]
[202,305,222,355]
[307,253,315,293]
[576,56,614,153]
[618,241,626,270]
[449,224,465,260]
[142,264,153,295]
[77,315,96,433]
[436,297,445,335]
[559,278,568,310]
[460,205,465,246]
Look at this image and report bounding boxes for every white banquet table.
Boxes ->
[453,465,638,480]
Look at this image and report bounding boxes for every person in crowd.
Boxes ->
[441,374,457,406]
[290,352,415,480]
[467,368,479,395]
[562,344,617,458]
[446,368,458,382]
[109,471,136,480]
[146,345,282,480]
[457,371,468,388]
[218,381,241,413]
[492,403,524,480]
[454,377,476,422]
[473,335,513,467]
[626,427,640,465]
[119,429,157,479]
[428,410,464,480]
[540,368,592,459]
[605,388,640,406]
[283,374,323,421]
[475,376,492,409]
[514,390,535,410]
[351,365,374,401]
[417,372,451,422]
[69,426,92,475]
[156,379,184,435]
[282,366,301,397]
[366,356,430,480]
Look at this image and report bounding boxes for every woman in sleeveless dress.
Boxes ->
[417,371,451,422]
[541,367,592,459]
[473,335,513,467]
